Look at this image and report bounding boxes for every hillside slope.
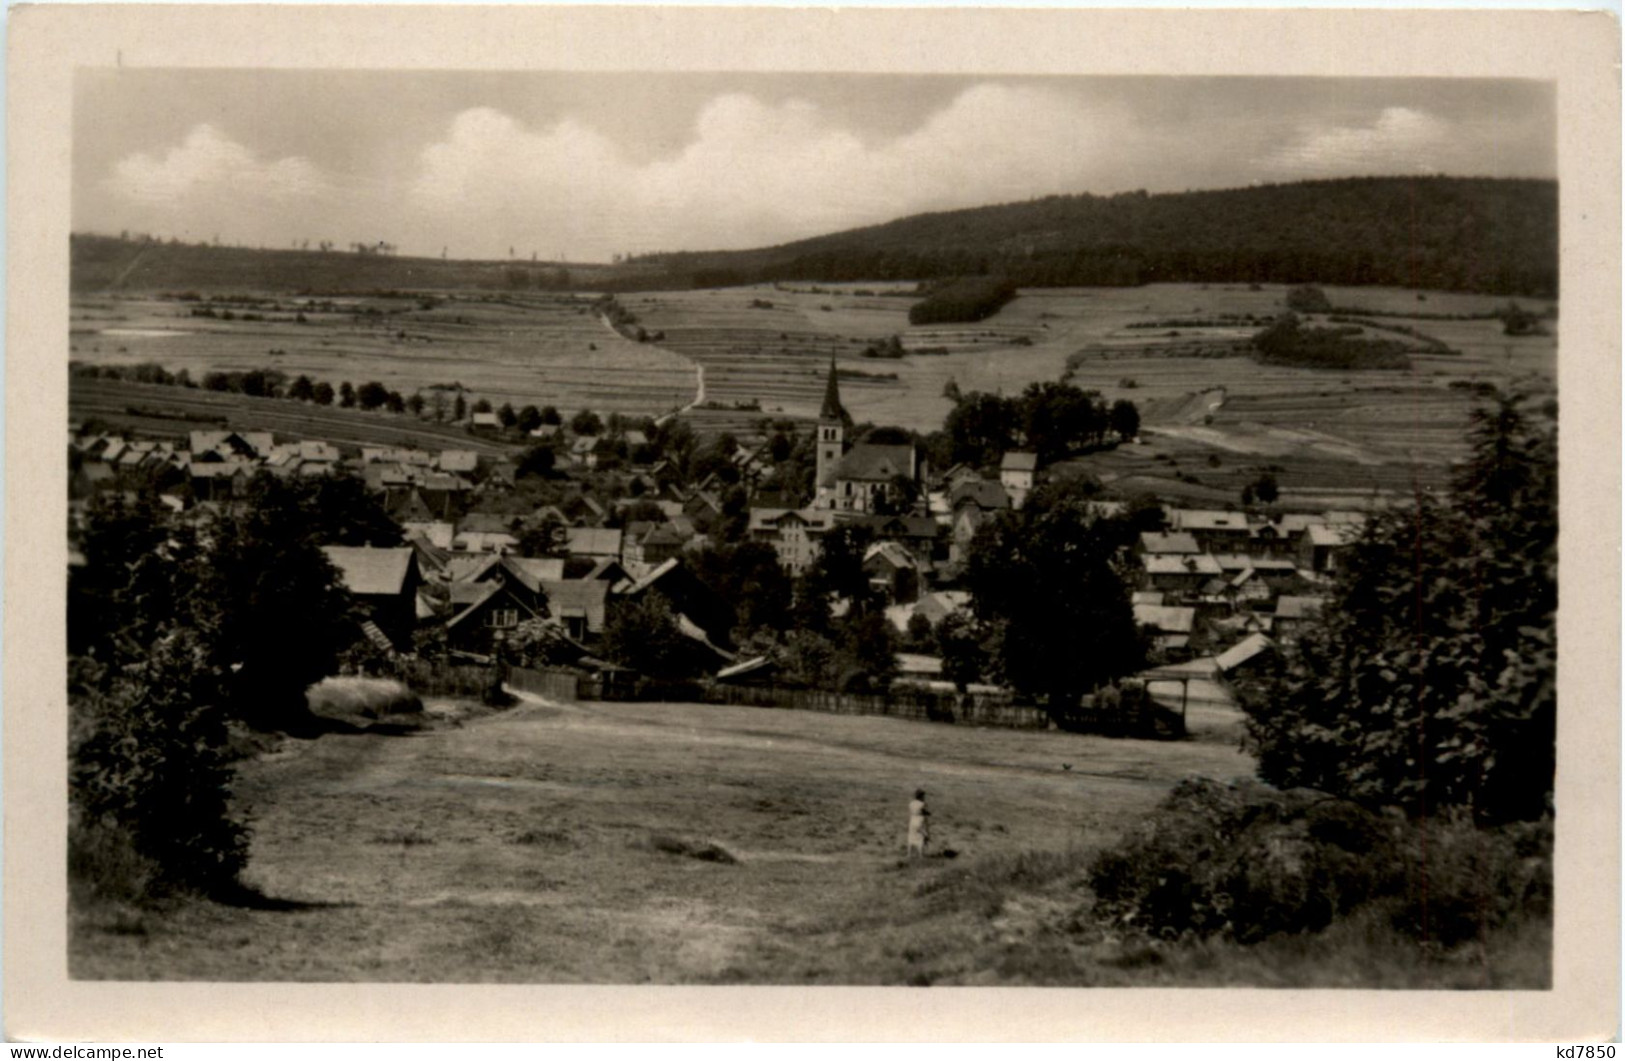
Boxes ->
[73,176,1557,297]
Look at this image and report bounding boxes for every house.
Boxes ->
[444,579,545,656]
[1299,521,1362,575]
[452,530,518,554]
[402,520,456,551]
[470,411,503,435]
[864,541,921,604]
[886,590,972,633]
[1138,531,1201,556]
[1168,509,1253,553]
[715,656,779,687]
[1133,602,1197,657]
[848,513,944,568]
[437,450,479,475]
[528,424,561,442]
[948,479,1010,565]
[622,521,688,570]
[1215,632,1276,680]
[322,545,423,649]
[570,435,615,469]
[748,507,837,575]
[564,526,623,562]
[1141,553,1223,597]
[563,494,608,527]
[1272,595,1326,642]
[999,451,1037,507]
[539,578,610,642]
[447,553,567,612]
[190,460,254,501]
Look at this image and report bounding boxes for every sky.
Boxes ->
[73,71,1556,264]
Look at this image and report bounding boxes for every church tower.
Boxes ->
[815,357,846,493]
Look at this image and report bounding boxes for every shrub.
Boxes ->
[306,676,422,721]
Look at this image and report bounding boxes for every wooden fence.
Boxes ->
[507,666,582,703]
[703,683,1053,730]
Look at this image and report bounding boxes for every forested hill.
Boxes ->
[648,177,1558,297]
[73,176,1557,297]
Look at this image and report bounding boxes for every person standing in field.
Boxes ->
[907,789,930,858]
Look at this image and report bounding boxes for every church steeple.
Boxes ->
[819,357,846,423]
[815,357,846,494]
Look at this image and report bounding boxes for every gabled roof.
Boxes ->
[748,507,837,534]
[1131,590,1166,606]
[1306,523,1359,547]
[564,526,623,557]
[322,546,416,597]
[864,540,918,571]
[1140,531,1201,555]
[438,450,478,474]
[1142,554,1223,577]
[1169,509,1251,533]
[1000,450,1038,472]
[832,443,914,483]
[1133,603,1197,634]
[445,580,543,630]
[539,578,609,633]
[471,412,501,427]
[1216,632,1276,672]
[950,479,1010,512]
[1274,596,1326,620]
[402,520,456,551]
[504,556,566,590]
[849,514,940,540]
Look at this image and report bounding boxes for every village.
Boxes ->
[68,357,1362,724]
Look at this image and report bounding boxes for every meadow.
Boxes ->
[70,690,1542,987]
[70,280,1555,505]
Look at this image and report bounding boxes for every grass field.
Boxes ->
[71,691,1541,987]
[71,292,697,419]
[69,377,520,457]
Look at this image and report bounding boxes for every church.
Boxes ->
[813,360,918,513]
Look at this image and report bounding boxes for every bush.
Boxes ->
[1087,778,1551,948]
[908,276,1017,326]
[306,676,422,721]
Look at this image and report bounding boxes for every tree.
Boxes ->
[312,381,335,406]
[965,478,1143,716]
[339,382,356,408]
[288,375,315,402]
[1286,284,1332,312]
[571,408,604,436]
[540,405,562,426]
[517,404,542,433]
[600,595,699,679]
[1251,472,1280,505]
[452,392,467,421]
[356,381,390,410]
[944,391,1019,467]
[808,523,877,617]
[1238,390,1555,824]
[516,443,556,480]
[472,398,493,415]
[1109,398,1141,442]
[407,392,426,416]
[934,611,988,693]
[385,391,405,414]
[690,541,792,637]
[517,517,568,559]
[497,403,518,429]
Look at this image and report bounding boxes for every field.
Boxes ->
[71,692,1542,987]
[69,377,519,457]
[71,292,697,419]
[70,280,1555,503]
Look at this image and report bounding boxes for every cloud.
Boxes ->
[406,85,1140,259]
[109,124,330,207]
[1261,107,1455,177]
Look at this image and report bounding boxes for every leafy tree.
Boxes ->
[517,404,542,433]
[339,382,356,408]
[288,375,315,402]
[935,611,988,693]
[540,405,562,426]
[1251,472,1280,504]
[1238,390,1555,824]
[808,523,877,617]
[516,443,557,480]
[601,595,700,678]
[690,541,792,637]
[571,408,604,436]
[965,478,1143,715]
[944,390,1020,468]
[385,391,405,414]
[833,612,899,693]
[1109,398,1141,442]
[452,392,466,421]
[357,381,389,410]
[312,381,335,406]
[472,398,493,415]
